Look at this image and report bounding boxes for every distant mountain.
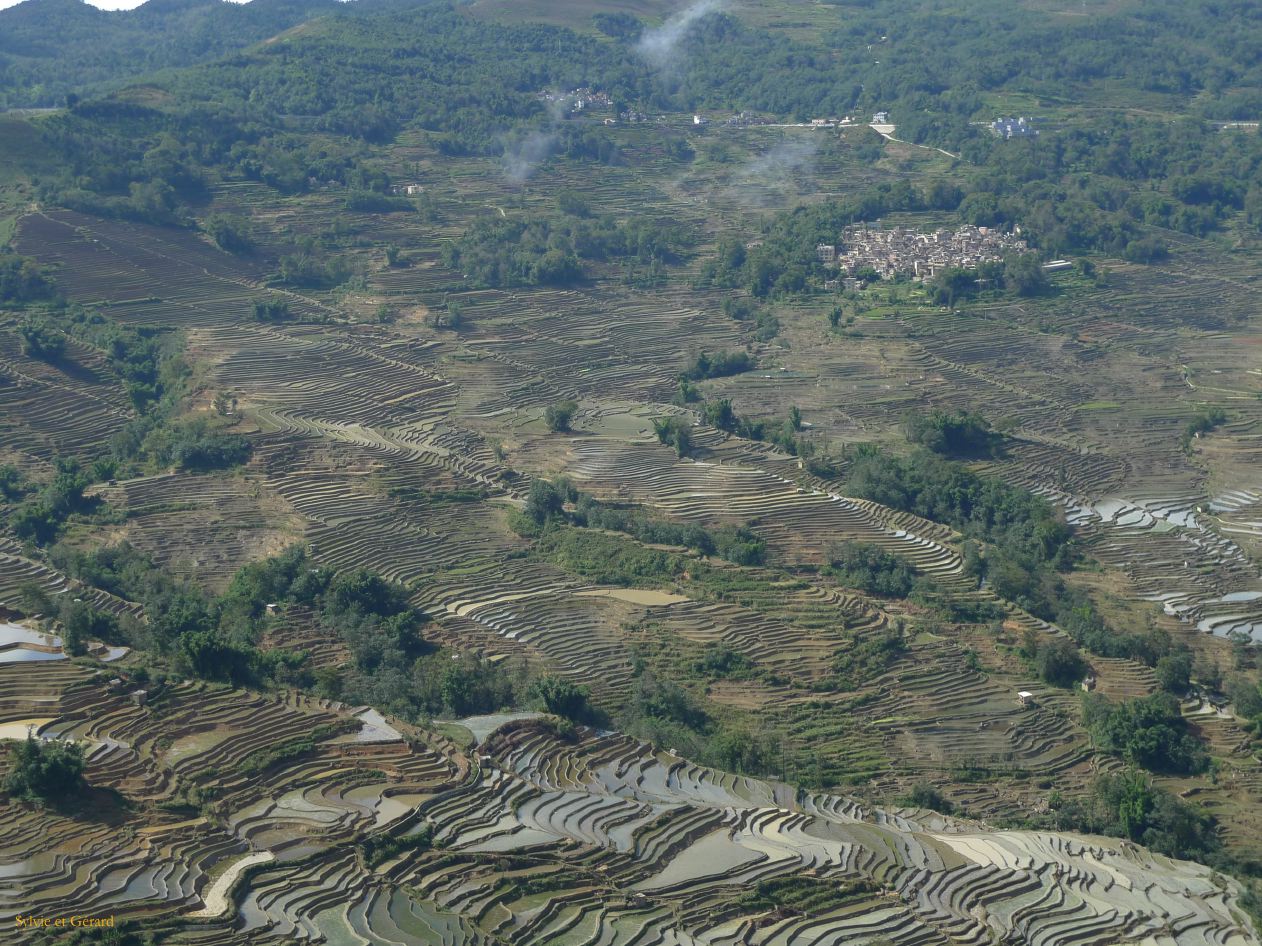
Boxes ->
[0,0,428,108]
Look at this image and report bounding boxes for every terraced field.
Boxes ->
[3,90,1262,942]
[0,318,134,461]
[7,143,1262,794]
[0,668,1254,946]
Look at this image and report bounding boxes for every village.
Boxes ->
[817,223,1030,280]
[538,87,615,114]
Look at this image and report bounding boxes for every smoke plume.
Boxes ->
[636,0,726,70]
[502,130,557,184]
[730,137,820,206]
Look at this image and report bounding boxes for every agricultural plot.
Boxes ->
[4,87,1262,942]
[14,211,333,328]
[0,672,1254,945]
[0,323,133,462]
[95,471,301,592]
[716,248,1262,644]
[0,538,141,620]
[10,163,1261,810]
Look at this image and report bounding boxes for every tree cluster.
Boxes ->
[1084,692,1209,775]
[3,736,87,806]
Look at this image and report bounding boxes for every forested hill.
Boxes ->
[7,0,1261,251]
[0,0,432,108]
[6,0,1262,139]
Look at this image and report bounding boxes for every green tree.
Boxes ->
[4,736,87,804]
[0,253,53,303]
[176,630,257,685]
[928,267,976,308]
[903,409,998,458]
[205,214,255,254]
[324,569,410,620]
[1003,253,1048,296]
[1155,651,1193,694]
[1035,636,1088,688]
[544,400,579,433]
[18,319,65,362]
[1084,693,1209,774]
[0,465,27,501]
[652,416,693,458]
[532,676,593,722]
[524,479,567,524]
[58,600,116,657]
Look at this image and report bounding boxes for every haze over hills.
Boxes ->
[0,0,415,104]
[0,0,171,10]
[1,0,1262,942]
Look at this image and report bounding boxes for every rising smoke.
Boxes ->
[501,130,558,184]
[635,0,726,70]
[730,137,821,207]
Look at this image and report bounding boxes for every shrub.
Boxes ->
[832,629,906,689]
[1123,237,1168,263]
[277,253,352,289]
[252,299,291,322]
[344,190,411,213]
[681,350,753,381]
[694,644,753,680]
[713,525,766,566]
[205,214,255,254]
[8,459,94,545]
[1182,407,1226,449]
[0,464,28,501]
[899,782,954,814]
[361,824,433,867]
[142,417,252,471]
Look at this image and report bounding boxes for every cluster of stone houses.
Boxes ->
[538,88,614,114]
[817,224,1029,280]
[992,116,1038,139]
[721,111,773,127]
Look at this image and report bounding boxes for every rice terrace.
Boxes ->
[1,0,1261,943]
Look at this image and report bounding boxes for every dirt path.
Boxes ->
[186,851,275,918]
